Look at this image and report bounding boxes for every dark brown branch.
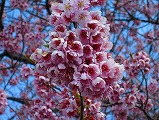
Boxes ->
[142,71,149,110]
[8,115,16,120]
[0,50,35,65]
[7,97,31,105]
[80,92,84,120]
[101,102,122,108]
[46,0,51,15]
[0,0,5,31]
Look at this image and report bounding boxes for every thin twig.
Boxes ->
[80,92,84,120]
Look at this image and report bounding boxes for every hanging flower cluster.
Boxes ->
[31,0,124,99]
[124,51,150,77]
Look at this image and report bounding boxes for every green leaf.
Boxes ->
[43,44,49,48]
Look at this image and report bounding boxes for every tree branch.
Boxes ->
[122,7,159,25]
[0,50,35,65]
[136,105,154,120]
[46,0,51,15]
[113,18,159,25]
[80,92,84,120]
[0,0,5,31]
[101,102,122,108]
[7,97,31,105]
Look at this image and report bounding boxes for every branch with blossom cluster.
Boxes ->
[31,0,124,99]
[0,0,159,119]
[30,0,124,119]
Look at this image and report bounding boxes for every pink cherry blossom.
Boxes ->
[72,0,90,10]
[49,38,64,51]
[100,59,114,78]
[87,64,100,79]
[0,89,7,114]
[83,45,93,57]
[20,64,33,80]
[51,50,65,64]
[74,10,91,27]
[77,28,90,45]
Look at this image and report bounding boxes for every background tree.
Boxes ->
[0,0,159,120]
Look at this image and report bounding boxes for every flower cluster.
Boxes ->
[9,76,19,86]
[33,74,57,99]
[19,99,57,120]
[18,88,104,120]
[148,78,158,94]
[109,81,154,120]
[0,21,45,55]
[124,51,150,77]
[10,0,29,11]
[0,89,7,114]
[31,0,124,99]
[56,89,105,119]
[108,83,125,103]
[84,99,105,120]
[24,31,45,54]
[20,64,33,80]
[112,104,128,120]
[0,63,9,77]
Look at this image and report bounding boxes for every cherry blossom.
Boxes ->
[0,89,7,114]
[20,64,33,80]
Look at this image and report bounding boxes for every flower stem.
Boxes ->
[80,92,84,120]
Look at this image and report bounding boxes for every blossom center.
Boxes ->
[65,4,71,10]
[79,14,86,20]
[78,1,84,8]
